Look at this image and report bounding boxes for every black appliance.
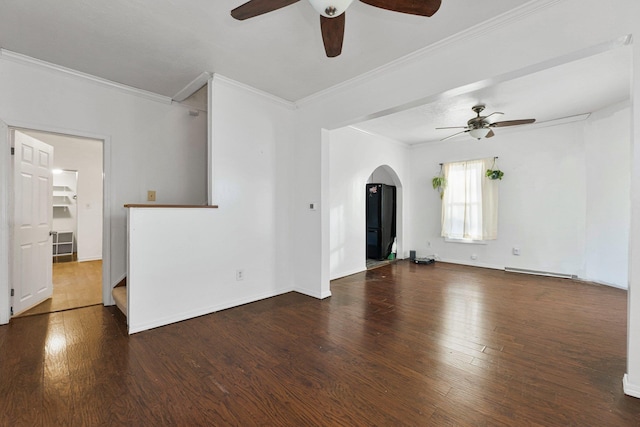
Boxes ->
[366,183,396,260]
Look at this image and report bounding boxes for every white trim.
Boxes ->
[1,120,113,313]
[128,287,294,334]
[330,266,366,281]
[623,374,640,399]
[77,257,103,263]
[7,121,107,142]
[444,238,489,245]
[295,287,332,300]
[296,0,564,107]
[172,72,212,102]
[438,258,504,271]
[0,49,172,105]
[0,120,10,324]
[207,76,214,206]
[577,278,628,290]
[213,74,297,110]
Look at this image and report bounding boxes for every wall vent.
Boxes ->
[504,267,577,279]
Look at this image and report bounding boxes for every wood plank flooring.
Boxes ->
[17,260,102,317]
[1,261,639,425]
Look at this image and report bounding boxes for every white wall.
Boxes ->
[409,115,632,286]
[409,123,587,276]
[584,102,631,287]
[128,73,296,334]
[329,127,409,279]
[127,207,292,334]
[25,131,104,262]
[0,53,208,314]
[210,75,296,298]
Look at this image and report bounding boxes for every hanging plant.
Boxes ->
[485,169,504,180]
[485,157,504,180]
[432,164,446,199]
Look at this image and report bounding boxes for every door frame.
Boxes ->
[0,119,111,323]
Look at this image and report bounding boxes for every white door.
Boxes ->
[12,130,54,315]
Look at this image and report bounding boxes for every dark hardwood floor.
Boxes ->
[1,261,639,426]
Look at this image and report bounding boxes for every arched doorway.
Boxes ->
[366,165,403,270]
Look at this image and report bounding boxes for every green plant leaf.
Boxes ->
[486,169,504,180]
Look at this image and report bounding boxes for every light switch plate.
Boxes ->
[147,190,156,202]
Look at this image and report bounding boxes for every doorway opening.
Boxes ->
[366,165,401,270]
[13,128,104,317]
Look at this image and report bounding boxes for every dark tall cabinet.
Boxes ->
[366,183,396,260]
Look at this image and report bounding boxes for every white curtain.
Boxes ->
[441,158,498,240]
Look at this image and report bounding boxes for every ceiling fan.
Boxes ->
[437,105,536,141]
[230,0,442,57]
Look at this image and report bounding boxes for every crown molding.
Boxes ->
[213,74,297,110]
[172,72,212,102]
[0,49,172,104]
[296,0,564,107]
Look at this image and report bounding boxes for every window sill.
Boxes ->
[444,238,488,245]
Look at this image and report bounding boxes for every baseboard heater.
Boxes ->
[504,267,577,279]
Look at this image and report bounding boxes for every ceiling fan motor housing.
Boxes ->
[467,116,489,129]
[469,105,488,129]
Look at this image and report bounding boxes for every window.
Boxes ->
[441,158,498,241]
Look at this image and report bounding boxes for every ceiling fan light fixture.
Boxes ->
[308,0,354,17]
[469,128,491,140]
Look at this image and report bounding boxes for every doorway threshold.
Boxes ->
[366,258,398,270]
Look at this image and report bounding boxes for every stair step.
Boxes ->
[112,286,127,317]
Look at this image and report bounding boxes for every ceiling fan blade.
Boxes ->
[231,0,300,20]
[320,14,345,58]
[435,126,468,130]
[485,129,495,138]
[440,130,469,141]
[359,0,441,17]
[491,119,536,127]
[483,112,504,122]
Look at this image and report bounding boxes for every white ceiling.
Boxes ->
[0,0,532,101]
[0,0,630,143]
[351,44,632,144]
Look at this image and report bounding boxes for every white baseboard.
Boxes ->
[330,266,366,281]
[295,287,332,299]
[578,277,628,290]
[128,287,294,334]
[623,374,640,398]
[78,257,102,263]
[438,258,504,271]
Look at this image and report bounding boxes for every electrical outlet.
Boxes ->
[513,247,520,256]
[471,254,478,260]
[236,269,244,281]
[147,190,156,202]
[427,241,431,248]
